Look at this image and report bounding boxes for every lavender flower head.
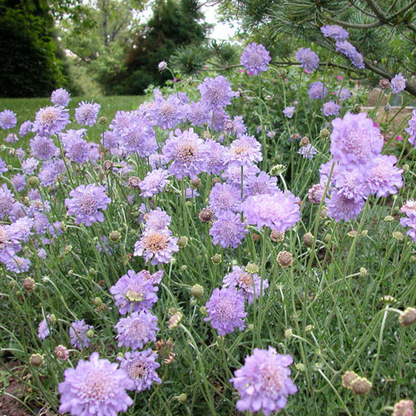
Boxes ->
[205,139,227,175]
[144,208,171,231]
[230,347,297,415]
[326,190,365,222]
[242,191,300,233]
[330,112,383,170]
[298,144,318,160]
[366,155,403,197]
[391,73,407,94]
[115,310,158,350]
[244,171,279,196]
[134,229,179,265]
[51,88,71,107]
[405,109,416,147]
[0,157,7,175]
[69,319,93,350]
[335,41,365,69]
[209,182,241,214]
[110,270,158,315]
[198,75,236,111]
[6,256,31,273]
[226,135,263,167]
[65,184,111,226]
[0,110,17,130]
[11,173,26,192]
[295,48,319,72]
[223,265,269,304]
[308,82,328,100]
[75,101,101,126]
[38,316,51,340]
[139,169,170,197]
[6,133,18,143]
[338,88,352,101]
[158,61,167,71]
[240,42,271,76]
[22,157,39,175]
[162,128,209,180]
[400,201,416,242]
[33,106,69,137]
[0,184,15,220]
[283,106,295,119]
[323,101,341,117]
[187,101,211,127]
[119,350,161,392]
[204,286,247,336]
[30,135,58,160]
[19,120,33,137]
[58,352,134,416]
[210,211,248,249]
[61,129,91,163]
[150,93,186,130]
[0,223,24,264]
[308,183,326,204]
[321,24,349,41]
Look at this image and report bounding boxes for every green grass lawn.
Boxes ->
[0,96,147,146]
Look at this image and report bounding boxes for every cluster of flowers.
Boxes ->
[59,269,164,415]
[308,112,403,222]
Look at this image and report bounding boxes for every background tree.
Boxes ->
[105,0,211,95]
[0,0,72,98]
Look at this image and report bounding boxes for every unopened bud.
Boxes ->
[177,393,187,404]
[359,267,368,278]
[190,284,204,298]
[191,178,201,188]
[399,307,416,327]
[55,345,69,361]
[270,230,284,242]
[351,377,372,395]
[23,277,35,292]
[99,116,107,125]
[393,231,404,241]
[276,251,293,268]
[245,263,259,274]
[302,232,314,248]
[211,254,222,265]
[109,231,121,242]
[270,164,286,176]
[86,329,94,339]
[28,176,39,187]
[284,328,293,341]
[320,128,330,138]
[177,236,188,248]
[30,354,44,367]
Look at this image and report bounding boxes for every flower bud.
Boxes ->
[379,79,390,89]
[23,277,35,292]
[109,231,121,242]
[270,230,284,242]
[393,231,404,241]
[295,363,305,372]
[399,307,416,327]
[93,297,102,306]
[30,353,44,367]
[190,284,204,298]
[191,178,201,188]
[55,345,69,361]
[99,116,107,125]
[300,136,310,147]
[323,234,331,244]
[384,215,394,222]
[302,232,314,248]
[245,263,259,274]
[284,328,293,341]
[199,208,214,223]
[168,311,183,329]
[359,267,368,278]
[269,164,286,176]
[28,176,39,187]
[342,371,358,389]
[320,207,328,219]
[351,377,372,395]
[392,399,414,416]
[177,393,187,404]
[211,254,222,265]
[320,128,330,138]
[177,236,188,248]
[86,329,94,339]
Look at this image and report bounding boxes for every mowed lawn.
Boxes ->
[0,95,147,146]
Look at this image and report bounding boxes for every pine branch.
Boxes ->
[388,0,416,21]
[325,16,383,29]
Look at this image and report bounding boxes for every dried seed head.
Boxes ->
[199,208,214,223]
[270,230,284,242]
[399,307,416,327]
[128,176,141,189]
[320,128,330,138]
[55,345,69,361]
[102,160,113,171]
[30,353,44,367]
[351,377,372,395]
[28,176,39,187]
[190,284,204,298]
[109,231,121,242]
[155,339,176,364]
[302,232,314,248]
[191,178,201,188]
[212,178,220,185]
[342,371,358,389]
[269,164,286,176]
[392,399,414,416]
[211,254,222,265]
[379,79,390,89]
[276,251,293,268]
[23,277,35,292]
[99,116,107,125]
[300,136,310,147]
[168,311,183,329]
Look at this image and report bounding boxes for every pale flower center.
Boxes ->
[144,233,168,252]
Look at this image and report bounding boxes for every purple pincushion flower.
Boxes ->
[75,101,101,126]
[19,120,33,137]
[391,73,406,94]
[295,48,319,72]
[119,350,161,392]
[139,169,170,197]
[222,164,259,185]
[187,101,211,126]
[0,184,15,220]
[335,41,365,69]
[134,229,179,265]
[0,110,17,130]
[58,352,134,416]
[230,347,297,415]
[11,174,26,192]
[22,157,39,175]
[6,133,18,143]
[244,171,278,196]
[240,42,271,75]
[51,88,71,107]
[6,256,31,273]
[330,112,383,170]
[33,106,69,137]
[337,88,352,101]
[321,24,349,41]
[210,211,248,249]
[61,129,91,163]
[323,101,341,117]
[242,191,300,232]
[298,144,318,159]
[38,158,64,186]
[38,316,51,340]
[144,208,171,231]
[0,223,24,264]
[209,182,241,214]
[69,319,93,350]
[326,190,365,222]
[223,265,268,304]
[0,157,7,175]
[405,109,416,147]
[115,310,158,350]
[308,82,328,100]
[162,128,209,180]
[30,135,58,160]
[226,135,263,167]
[205,139,227,175]
[110,270,159,315]
[283,106,295,118]
[366,155,403,197]
[198,76,236,111]
[204,286,247,336]
[65,184,111,226]
[150,93,186,129]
